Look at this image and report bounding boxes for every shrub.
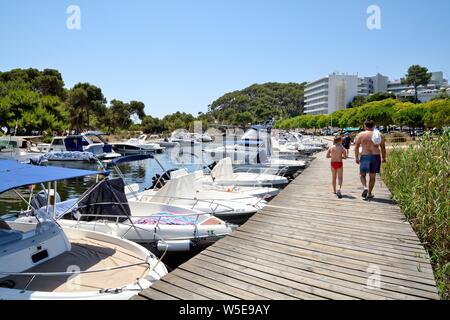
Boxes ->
[382,131,450,299]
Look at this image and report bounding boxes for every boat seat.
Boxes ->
[0,230,23,246]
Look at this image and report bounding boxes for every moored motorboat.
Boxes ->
[35,132,121,161]
[198,157,289,188]
[0,160,167,300]
[112,134,164,155]
[131,169,265,224]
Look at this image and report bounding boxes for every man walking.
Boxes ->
[342,133,352,157]
[354,120,387,199]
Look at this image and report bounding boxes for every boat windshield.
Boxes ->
[85,134,106,144]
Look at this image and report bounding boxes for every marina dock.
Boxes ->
[134,150,439,300]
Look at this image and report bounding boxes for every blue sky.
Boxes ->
[1,0,449,117]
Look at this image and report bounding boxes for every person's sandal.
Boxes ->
[336,190,343,199]
[367,194,375,199]
[362,189,368,198]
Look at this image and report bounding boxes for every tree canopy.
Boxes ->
[0,68,147,135]
[208,82,306,125]
[276,99,450,130]
[401,65,432,102]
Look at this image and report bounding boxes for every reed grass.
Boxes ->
[382,130,449,299]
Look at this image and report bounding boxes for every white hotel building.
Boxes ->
[304,71,447,115]
[304,74,360,115]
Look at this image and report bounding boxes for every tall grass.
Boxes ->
[382,130,449,299]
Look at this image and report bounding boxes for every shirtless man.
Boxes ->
[354,120,387,199]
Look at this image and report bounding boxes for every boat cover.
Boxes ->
[169,169,189,179]
[0,160,99,194]
[211,157,234,180]
[29,151,97,164]
[154,174,196,203]
[78,178,131,222]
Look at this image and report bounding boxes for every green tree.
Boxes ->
[422,100,450,128]
[232,111,254,126]
[66,83,106,131]
[31,69,65,98]
[402,65,432,103]
[393,102,425,129]
[366,92,397,103]
[141,115,165,133]
[0,89,40,132]
[348,96,367,108]
[209,82,305,124]
[358,99,396,127]
[316,114,329,128]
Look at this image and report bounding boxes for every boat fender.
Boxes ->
[157,240,192,252]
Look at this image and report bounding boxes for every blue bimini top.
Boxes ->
[0,160,100,194]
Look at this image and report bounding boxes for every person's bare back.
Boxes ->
[355,131,382,155]
[327,144,347,162]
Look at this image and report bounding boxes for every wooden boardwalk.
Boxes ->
[134,150,439,300]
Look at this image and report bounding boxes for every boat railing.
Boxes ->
[1,213,167,294]
[232,165,290,177]
[137,194,237,214]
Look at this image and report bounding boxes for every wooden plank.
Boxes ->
[239,221,430,263]
[160,273,238,300]
[234,227,434,274]
[202,247,423,300]
[138,288,179,300]
[216,236,439,297]
[259,207,419,237]
[184,258,322,300]
[209,240,438,299]
[256,209,421,240]
[149,280,210,300]
[225,233,435,286]
[175,267,274,300]
[249,213,426,250]
[228,231,437,283]
[193,254,346,300]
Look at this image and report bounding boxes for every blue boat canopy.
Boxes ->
[0,160,100,194]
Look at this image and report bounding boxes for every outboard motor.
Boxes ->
[150,174,166,189]
[207,161,218,171]
[147,169,178,190]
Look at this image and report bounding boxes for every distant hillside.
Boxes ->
[208,82,306,125]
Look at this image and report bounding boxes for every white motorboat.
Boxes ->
[15,180,233,254]
[0,160,167,300]
[192,132,213,143]
[27,155,233,253]
[170,131,200,146]
[147,135,179,148]
[35,132,121,160]
[198,157,288,188]
[112,134,164,155]
[275,131,326,154]
[130,169,265,224]
[206,123,307,177]
[271,136,303,156]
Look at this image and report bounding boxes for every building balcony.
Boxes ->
[305,81,329,92]
[305,87,328,97]
[305,95,328,104]
[305,100,328,109]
